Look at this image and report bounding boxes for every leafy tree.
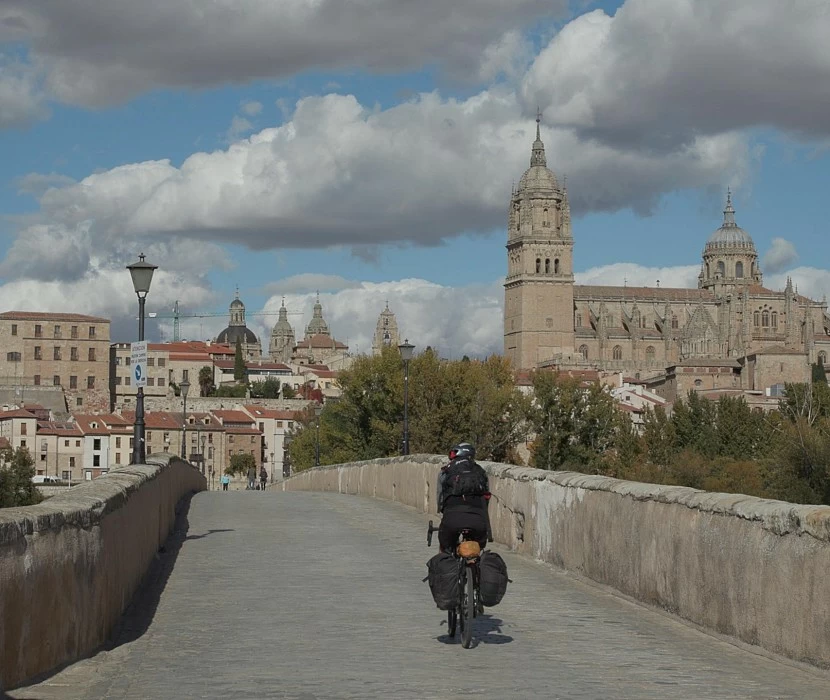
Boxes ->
[233,338,246,382]
[641,405,676,467]
[0,447,43,508]
[281,383,297,399]
[250,378,281,399]
[215,384,248,398]
[813,362,828,385]
[198,366,215,397]
[226,452,256,476]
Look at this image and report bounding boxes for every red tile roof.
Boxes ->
[118,410,184,429]
[574,286,713,303]
[226,426,261,435]
[213,360,290,371]
[37,421,83,437]
[0,409,38,420]
[243,405,302,420]
[305,369,338,379]
[0,311,110,322]
[212,410,255,425]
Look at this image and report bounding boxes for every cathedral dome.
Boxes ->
[705,190,756,251]
[516,112,559,194]
[216,325,258,345]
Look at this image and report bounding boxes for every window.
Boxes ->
[88,326,95,339]
[694,379,703,387]
[780,363,785,373]
[34,346,42,360]
[125,357,131,365]
[34,324,42,338]
[229,435,235,443]
[115,376,122,385]
[93,455,100,467]
[69,457,76,468]
[754,311,760,327]
[88,348,96,361]
[71,325,78,339]
[62,470,70,481]
[735,261,744,278]
[6,351,20,362]
[115,453,122,464]
[613,345,623,361]
[147,378,154,386]
[554,258,560,274]
[115,357,121,366]
[54,346,61,360]
[182,369,189,382]
[287,421,293,429]
[53,375,60,386]
[71,347,78,361]
[772,312,778,329]
[41,453,47,462]
[251,436,256,444]
[544,258,550,273]
[148,357,155,366]
[158,358,166,367]
[535,258,541,273]
[646,346,656,361]
[575,313,582,328]
[34,374,41,386]
[130,438,134,448]
[116,437,121,448]
[93,438,101,451]
[40,439,47,452]
[75,440,80,447]
[762,310,770,327]
[76,397,83,406]
[717,261,725,276]
[671,315,678,329]
[208,433,214,444]
[20,423,27,435]
[578,344,589,360]
[819,351,827,366]
[125,377,131,386]
[10,324,17,336]
[705,263,710,278]
[259,422,265,432]
[147,431,153,442]
[87,376,95,389]
[158,377,166,386]
[64,440,69,447]
[54,325,61,338]
[20,439,26,448]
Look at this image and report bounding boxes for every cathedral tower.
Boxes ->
[504,113,574,369]
[268,298,296,363]
[372,302,400,355]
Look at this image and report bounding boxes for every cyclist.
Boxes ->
[436,442,490,553]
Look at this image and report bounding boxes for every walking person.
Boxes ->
[247,464,257,490]
[259,466,268,491]
[221,473,230,491]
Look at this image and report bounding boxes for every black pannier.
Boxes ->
[479,551,508,607]
[426,552,460,610]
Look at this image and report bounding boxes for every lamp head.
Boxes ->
[180,379,191,399]
[314,404,323,417]
[398,339,415,361]
[126,253,158,297]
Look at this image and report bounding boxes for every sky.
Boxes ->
[1,0,830,358]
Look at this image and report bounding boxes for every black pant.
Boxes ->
[438,508,488,552]
[222,482,228,491]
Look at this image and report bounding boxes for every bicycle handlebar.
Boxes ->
[426,519,438,547]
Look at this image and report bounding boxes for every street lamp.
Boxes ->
[179,379,190,459]
[200,433,207,477]
[270,451,275,483]
[398,339,415,456]
[314,404,322,467]
[127,253,157,465]
[283,435,292,478]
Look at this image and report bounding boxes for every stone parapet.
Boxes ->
[283,456,830,668]
[0,453,205,690]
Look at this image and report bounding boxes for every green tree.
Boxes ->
[250,378,281,399]
[813,362,828,385]
[198,366,215,397]
[215,384,248,398]
[672,392,717,458]
[641,405,676,468]
[233,337,246,382]
[0,447,43,508]
[281,383,296,399]
[226,452,256,476]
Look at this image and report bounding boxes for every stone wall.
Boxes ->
[142,395,312,413]
[283,455,830,669]
[0,453,205,691]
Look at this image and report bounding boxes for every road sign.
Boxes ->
[131,340,148,388]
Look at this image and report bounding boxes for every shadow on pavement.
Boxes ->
[185,528,234,540]
[435,613,514,646]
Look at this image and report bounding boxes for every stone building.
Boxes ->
[372,303,400,355]
[216,292,261,360]
[268,299,296,363]
[504,119,830,395]
[0,312,112,412]
[292,295,349,367]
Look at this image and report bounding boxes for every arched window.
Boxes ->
[554,258,560,274]
[671,315,678,329]
[646,346,656,361]
[575,312,582,328]
[705,263,710,278]
[545,258,550,273]
[579,345,588,360]
[771,312,778,329]
[543,207,550,227]
[535,258,541,273]
[819,351,827,366]
[735,261,744,278]
[762,310,770,327]
[717,260,725,276]
[613,345,623,361]
[754,311,760,327]
[751,262,755,276]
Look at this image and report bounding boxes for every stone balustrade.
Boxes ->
[0,454,205,691]
[282,455,830,669]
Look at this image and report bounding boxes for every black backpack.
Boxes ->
[445,458,488,499]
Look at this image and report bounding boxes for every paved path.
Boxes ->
[10,491,830,699]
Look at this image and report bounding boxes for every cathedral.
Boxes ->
[504,116,830,394]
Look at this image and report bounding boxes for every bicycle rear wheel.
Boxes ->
[447,609,457,637]
[461,565,475,648]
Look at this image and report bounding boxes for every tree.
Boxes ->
[198,366,215,397]
[282,383,296,399]
[0,447,43,508]
[215,384,248,398]
[813,362,829,385]
[226,452,256,476]
[233,337,246,382]
[641,405,676,468]
[250,378,281,399]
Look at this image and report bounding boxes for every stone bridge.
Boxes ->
[2,455,830,698]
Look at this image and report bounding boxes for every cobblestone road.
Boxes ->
[9,491,830,699]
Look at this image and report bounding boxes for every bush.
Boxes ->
[0,447,43,508]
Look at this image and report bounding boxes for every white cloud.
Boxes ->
[260,274,361,296]
[767,266,830,303]
[575,262,701,289]
[762,237,799,274]
[14,171,75,196]
[0,56,47,127]
[241,100,263,117]
[226,115,253,142]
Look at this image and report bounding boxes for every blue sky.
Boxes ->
[1,0,829,355]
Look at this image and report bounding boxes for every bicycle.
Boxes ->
[427,519,482,649]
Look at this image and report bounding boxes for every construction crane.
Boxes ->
[150,300,304,342]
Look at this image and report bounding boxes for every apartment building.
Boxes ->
[212,409,262,471]
[0,312,111,411]
[35,422,85,481]
[242,405,300,480]
[0,408,39,453]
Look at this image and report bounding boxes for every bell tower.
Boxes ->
[504,113,574,369]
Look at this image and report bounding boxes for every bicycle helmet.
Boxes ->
[449,442,476,461]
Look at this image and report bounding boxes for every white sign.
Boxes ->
[131,340,148,388]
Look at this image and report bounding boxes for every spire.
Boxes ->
[723,188,736,227]
[530,110,546,168]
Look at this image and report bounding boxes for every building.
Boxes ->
[504,118,830,396]
[242,405,300,480]
[0,312,112,412]
[268,299,296,363]
[215,292,261,360]
[212,409,263,471]
[372,303,400,355]
[292,295,350,368]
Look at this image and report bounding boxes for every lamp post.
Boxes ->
[398,339,415,456]
[270,451,275,483]
[200,433,207,476]
[179,379,190,459]
[127,253,157,465]
[283,435,292,478]
[314,404,322,467]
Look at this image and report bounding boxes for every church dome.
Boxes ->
[230,298,245,308]
[217,325,258,345]
[516,113,559,194]
[705,191,756,251]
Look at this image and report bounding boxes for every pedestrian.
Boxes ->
[247,464,256,490]
[259,465,268,491]
[221,473,230,491]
